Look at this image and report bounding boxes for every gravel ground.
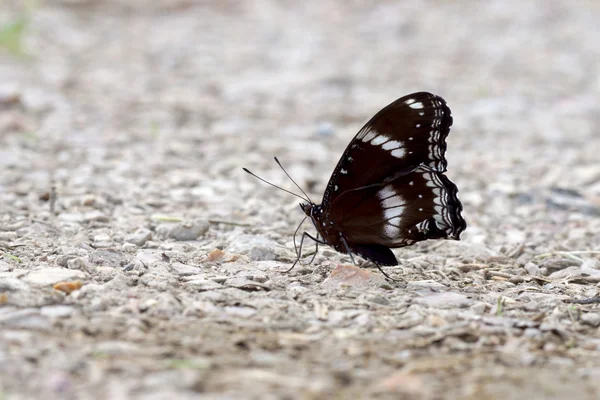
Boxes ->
[1,0,600,399]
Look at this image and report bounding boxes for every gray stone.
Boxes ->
[0,308,51,330]
[226,278,271,291]
[40,305,76,318]
[23,268,86,286]
[524,262,541,276]
[168,219,210,241]
[186,279,223,291]
[248,246,277,261]
[169,262,202,276]
[581,313,600,328]
[125,228,152,247]
[0,231,17,241]
[0,277,30,292]
[407,280,447,291]
[414,292,473,309]
[224,306,257,318]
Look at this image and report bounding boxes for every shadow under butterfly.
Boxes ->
[244,92,466,280]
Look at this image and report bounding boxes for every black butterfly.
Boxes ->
[245,92,466,277]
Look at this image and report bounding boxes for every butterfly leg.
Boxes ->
[286,232,326,273]
[340,237,399,282]
[308,236,319,265]
[339,236,357,265]
[292,216,308,259]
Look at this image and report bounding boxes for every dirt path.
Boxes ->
[1,1,600,398]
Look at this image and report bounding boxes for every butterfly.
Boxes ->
[245,92,466,278]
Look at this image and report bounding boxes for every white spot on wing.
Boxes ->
[409,102,424,109]
[404,98,416,105]
[384,224,400,237]
[382,140,402,150]
[391,148,406,158]
[340,169,348,174]
[389,216,401,226]
[371,135,389,146]
[362,131,377,142]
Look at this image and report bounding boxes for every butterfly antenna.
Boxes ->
[242,168,309,202]
[273,157,312,203]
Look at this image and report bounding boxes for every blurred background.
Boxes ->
[1,0,600,397]
[1,1,598,242]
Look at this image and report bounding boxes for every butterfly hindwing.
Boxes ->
[329,165,465,250]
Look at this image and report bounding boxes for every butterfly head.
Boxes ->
[300,202,313,217]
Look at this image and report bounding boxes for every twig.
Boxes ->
[564,298,600,304]
[535,251,600,263]
[207,219,252,227]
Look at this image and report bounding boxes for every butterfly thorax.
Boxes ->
[299,202,344,252]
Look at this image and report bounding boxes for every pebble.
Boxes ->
[89,249,127,268]
[362,294,390,306]
[224,306,257,318]
[321,265,387,291]
[125,228,152,247]
[414,292,473,309]
[581,313,600,328]
[523,262,541,276]
[406,280,447,291]
[0,231,17,241]
[226,235,280,259]
[40,305,76,318]
[0,308,52,330]
[186,279,223,291]
[0,277,30,292]
[169,262,202,276]
[226,278,271,291]
[168,219,210,241]
[248,246,277,261]
[23,268,86,287]
[84,210,109,223]
[548,266,588,280]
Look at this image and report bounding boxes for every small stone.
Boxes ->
[549,266,585,280]
[84,210,109,222]
[470,302,489,315]
[186,279,223,291]
[248,246,277,261]
[0,308,51,330]
[168,219,209,241]
[66,257,87,270]
[89,249,127,268]
[0,277,29,292]
[205,248,225,262]
[53,281,83,294]
[23,268,86,287]
[224,306,257,318]
[0,231,17,241]
[321,265,387,291]
[524,262,541,276]
[414,292,473,309]
[363,294,390,306]
[226,278,271,291]
[169,262,202,276]
[125,229,152,247]
[40,305,75,318]
[406,280,447,291]
[581,313,600,328]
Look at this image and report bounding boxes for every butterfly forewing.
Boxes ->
[321,92,453,211]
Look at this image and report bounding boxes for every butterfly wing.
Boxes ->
[321,92,453,210]
[331,165,465,246]
[319,92,465,264]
